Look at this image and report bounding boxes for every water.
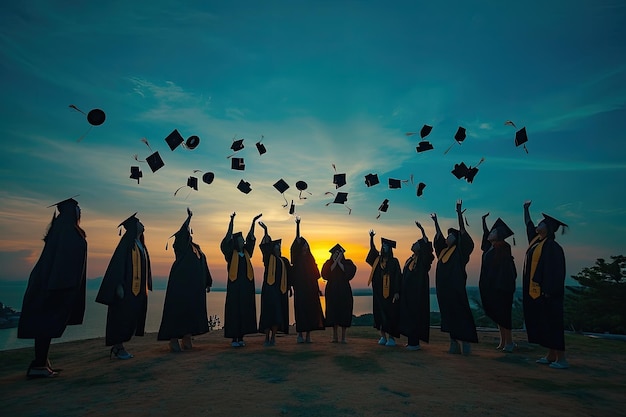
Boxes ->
[0,281,440,351]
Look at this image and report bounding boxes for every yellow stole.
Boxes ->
[131,244,142,296]
[439,245,456,263]
[367,257,391,298]
[267,255,287,294]
[229,251,254,281]
[528,235,545,300]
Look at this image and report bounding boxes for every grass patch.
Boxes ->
[333,354,384,374]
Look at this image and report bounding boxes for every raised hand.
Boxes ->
[187,207,193,217]
[482,212,489,220]
[456,199,463,214]
[295,216,301,224]
[258,221,267,230]
[523,200,532,209]
[230,212,236,220]
[415,220,424,230]
[430,213,438,222]
[253,213,262,222]
[369,229,376,237]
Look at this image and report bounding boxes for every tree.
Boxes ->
[565,255,626,334]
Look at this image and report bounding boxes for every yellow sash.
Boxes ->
[528,235,545,300]
[439,245,456,263]
[229,250,254,282]
[367,257,390,298]
[267,255,288,294]
[131,244,141,296]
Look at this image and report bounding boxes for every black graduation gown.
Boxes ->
[18,215,87,339]
[220,234,258,338]
[258,242,290,334]
[158,227,212,340]
[321,258,356,328]
[366,248,402,338]
[522,222,566,350]
[96,235,152,346]
[479,233,517,329]
[399,238,434,344]
[434,231,478,343]
[290,239,325,333]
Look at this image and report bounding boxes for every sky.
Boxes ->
[1,1,625,290]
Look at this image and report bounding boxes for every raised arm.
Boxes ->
[481,212,490,234]
[431,213,442,239]
[248,213,262,240]
[258,221,271,245]
[369,229,376,251]
[224,212,235,240]
[182,207,193,230]
[415,220,427,241]
[523,200,532,226]
[456,199,466,233]
[295,216,301,240]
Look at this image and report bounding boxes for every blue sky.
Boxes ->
[1,1,625,289]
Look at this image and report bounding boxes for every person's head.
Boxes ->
[299,237,310,255]
[536,220,550,239]
[329,243,344,261]
[410,240,421,254]
[233,232,244,251]
[381,238,396,257]
[446,228,459,247]
[487,227,500,242]
[272,240,282,257]
[56,198,81,223]
[537,213,567,239]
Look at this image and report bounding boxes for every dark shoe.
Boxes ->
[169,339,182,352]
[462,342,471,356]
[27,362,58,379]
[181,335,193,350]
[502,343,517,353]
[448,340,461,354]
[110,346,134,360]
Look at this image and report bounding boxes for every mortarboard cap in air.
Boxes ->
[165,129,184,151]
[420,125,433,139]
[130,166,142,183]
[202,172,215,184]
[451,162,469,179]
[146,151,165,173]
[490,218,514,240]
[231,138,245,152]
[273,179,290,194]
[541,213,568,234]
[365,173,380,187]
[329,243,345,254]
[256,141,266,155]
[86,109,106,126]
[296,181,311,199]
[388,178,402,189]
[417,182,426,197]
[465,166,479,183]
[376,199,389,219]
[515,127,529,153]
[185,135,200,150]
[231,157,245,171]
[289,200,296,215]
[187,176,198,191]
[237,179,252,194]
[416,141,434,153]
[333,173,346,189]
[381,237,396,249]
[454,126,466,143]
[325,192,351,214]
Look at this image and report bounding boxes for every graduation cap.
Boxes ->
[329,243,345,254]
[273,179,290,207]
[174,176,198,196]
[541,213,568,235]
[165,129,184,151]
[490,218,514,241]
[185,135,200,150]
[416,141,434,153]
[420,125,433,138]
[416,182,426,197]
[444,126,467,155]
[231,157,245,171]
[117,212,139,235]
[296,181,311,199]
[256,135,267,155]
[388,178,408,189]
[331,163,346,188]
[381,237,396,249]
[515,127,529,153]
[130,166,142,183]
[364,173,380,187]
[237,179,252,194]
[47,195,80,212]
[451,158,484,183]
[289,200,296,215]
[325,192,351,214]
[376,199,389,219]
[146,152,165,173]
[202,172,215,184]
[69,104,106,142]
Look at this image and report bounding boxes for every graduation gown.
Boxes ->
[399,238,434,343]
[96,234,152,346]
[158,226,212,340]
[321,258,356,328]
[522,222,566,350]
[220,233,258,338]
[434,231,478,343]
[479,233,517,329]
[258,241,290,334]
[290,239,325,333]
[366,248,402,338]
[18,215,87,340]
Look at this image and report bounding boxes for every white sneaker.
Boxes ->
[406,345,421,351]
[385,337,396,347]
[378,336,387,345]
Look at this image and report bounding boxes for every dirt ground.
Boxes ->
[1,326,625,417]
